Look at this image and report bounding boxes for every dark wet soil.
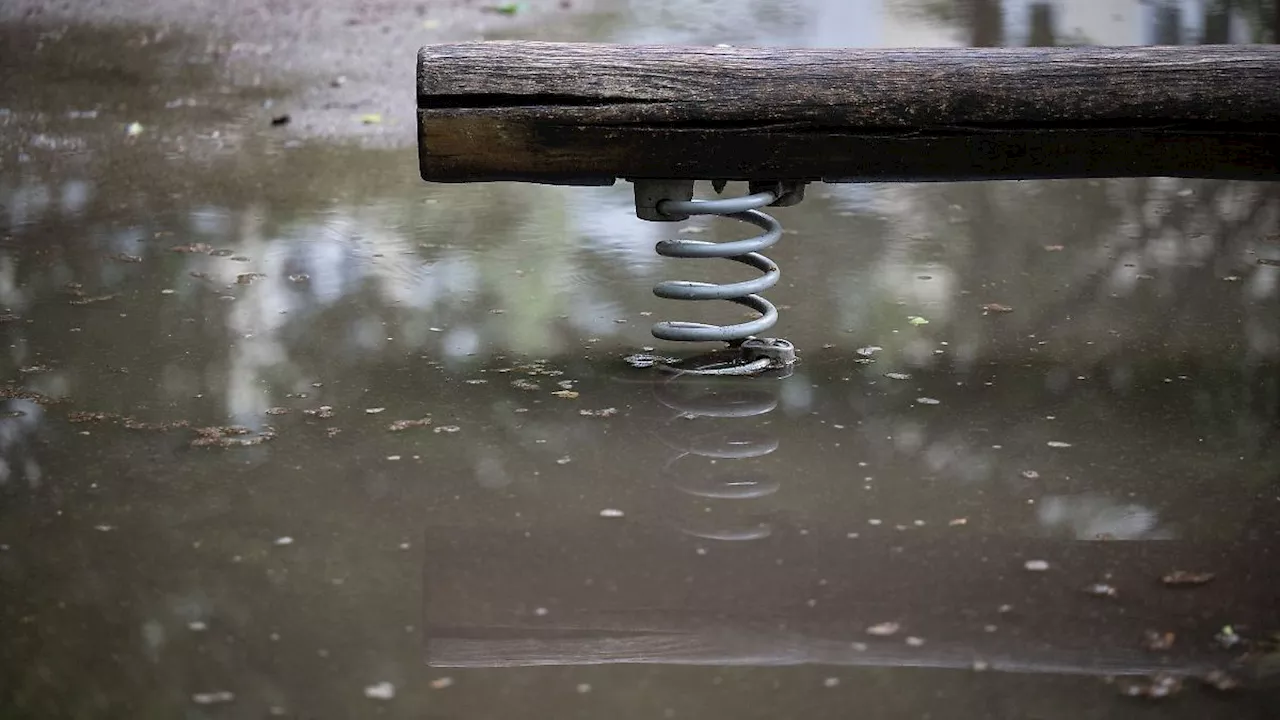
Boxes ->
[2,0,1280,718]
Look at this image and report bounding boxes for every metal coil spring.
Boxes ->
[651,191,782,344]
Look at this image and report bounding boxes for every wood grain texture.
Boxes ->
[417,42,1280,184]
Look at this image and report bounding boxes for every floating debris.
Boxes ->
[192,691,235,705]
[905,636,926,647]
[981,303,1014,314]
[1214,625,1242,649]
[511,379,540,391]
[274,536,294,546]
[1046,441,1073,448]
[68,293,117,306]
[1202,670,1242,692]
[94,524,115,532]
[288,274,310,283]
[18,365,49,374]
[866,622,900,637]
[1044,245,1065,252]
[325,427,342,438]
[68,411,119,423]
[190,425,276,448]
[0,313,20,323]
[948,518,968,526]
[822,677,840,688]
[388,418,431,431]
[598,508,625,518]
[1024,559,1050,572]
[579,408,618,417]
[552,390,579,399]
[434,425,460,434]
[1020,470,1040,480]
[428,677,453,690]
[110,253,143,263]
[1118,673,1181,700]
[304,406,335,419]
[365,407,386,415]
[170,243,213,254]
[1084,583,1118,598]
[1143,630,1176,652]
[236,272,266,285]
[265,407,290,416]
[1162,570,1215,587]
[916,397,940,405]
[907,316,929,326]
[188,621,208,631]
[856,346,883,357]
[884,372,911,381]
[363,682,395,700]
[623,353,677,369]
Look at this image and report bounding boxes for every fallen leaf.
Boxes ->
[1162,570,1215,587]
[388,418,432,431]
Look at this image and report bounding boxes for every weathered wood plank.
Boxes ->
[417,42,1280,184]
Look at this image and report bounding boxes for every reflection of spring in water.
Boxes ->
[653,376,781,541]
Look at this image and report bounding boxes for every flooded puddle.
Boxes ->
[2,0,1279,717]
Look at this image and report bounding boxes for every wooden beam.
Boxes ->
[417,42,1280,185]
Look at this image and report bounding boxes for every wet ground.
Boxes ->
[3,0,1280,718]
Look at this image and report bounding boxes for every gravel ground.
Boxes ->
[1,0,598,146]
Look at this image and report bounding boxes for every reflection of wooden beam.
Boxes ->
[418,43,1280,184]
[423,526,1273,673]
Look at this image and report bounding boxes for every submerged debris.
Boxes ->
[598,508,625,518]
[122,418,190,431]
[579,408,618,417]
[388,418,432,431]
[288,274,310,283]
[363,682,396,700]
[303,406,335,419]
[1024,559,1050,572]
[551,390,579,399]
[1214,625,1243,649]
[1162,570,1215,588]
[981,303,1014,314]
[265,407,290,416]
[109,253,143,263]
[884,372,911,381]
[1,386,54,404]
[236,273,266,285]
[511,378,540,391]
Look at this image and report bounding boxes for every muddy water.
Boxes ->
[2,0,1280,718]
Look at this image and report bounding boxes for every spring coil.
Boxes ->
[651,191,782,344]
[654,376,780,542]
